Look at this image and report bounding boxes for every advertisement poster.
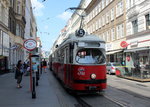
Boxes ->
[31,57,40,72]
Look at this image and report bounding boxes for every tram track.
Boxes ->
[102,94,132,107]
[74,95,92,107]
[73,92,131,107]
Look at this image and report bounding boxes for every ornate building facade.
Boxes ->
[85,0,127,63]
[9,0,26,70]
[0,0,10,72]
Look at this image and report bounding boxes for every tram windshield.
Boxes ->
[76,49,105,64]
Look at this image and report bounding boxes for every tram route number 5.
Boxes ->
[76,29,85,37]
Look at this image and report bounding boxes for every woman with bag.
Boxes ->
[15,60,23,88]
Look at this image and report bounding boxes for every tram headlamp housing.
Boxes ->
[91,74,96,79]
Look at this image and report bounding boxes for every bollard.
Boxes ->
[32,77,36,99]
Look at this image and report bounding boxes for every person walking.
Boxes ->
[42,59,47,73]
[15,60,23,88]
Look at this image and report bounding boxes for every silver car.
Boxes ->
[106,62,123,74]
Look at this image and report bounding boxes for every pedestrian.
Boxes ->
[23,62,28,76]
[15,60,23,88]
[42,59,47,73]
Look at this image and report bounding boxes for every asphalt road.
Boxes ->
[49,71,150,107]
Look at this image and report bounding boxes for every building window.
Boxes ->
[17,1,21,14]
[106,11,110,24]
[99,18,101,28]
[111,8,114,21]
[96,20,99,30]
[106,0,109,6]
[116,25,120,39]
[145,14,150,30]
[121,24,124,38]
[128,0,135,9]
[107,30,110,42]
[16,24,19,36]
[116,0,123,17]
[132,19,138,34]
[111,28,115,41]
[102,0,105,10]
[98,2,101,13]
[102,33,105,41]
[102,15,105,26]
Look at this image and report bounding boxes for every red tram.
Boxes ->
[49,29,107,92]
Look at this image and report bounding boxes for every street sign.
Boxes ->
[23,39,37,51]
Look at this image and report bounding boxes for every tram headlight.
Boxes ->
[91,74,96,79]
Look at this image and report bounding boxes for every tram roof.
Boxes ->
[59,33,105,47]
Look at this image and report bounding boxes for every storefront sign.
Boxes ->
[130,41,138,47]
[120,41,128,48]
[106,43,113,51]
[23,39,37,51]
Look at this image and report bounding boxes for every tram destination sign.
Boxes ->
[23,39,37,51]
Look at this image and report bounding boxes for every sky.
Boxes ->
[31,0,81,51]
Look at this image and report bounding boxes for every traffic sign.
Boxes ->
[23,39,37,51]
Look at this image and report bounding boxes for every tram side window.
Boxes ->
[76,49,105,64]
[60,49,65,63]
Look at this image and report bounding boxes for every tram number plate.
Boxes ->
[89,86,97,90]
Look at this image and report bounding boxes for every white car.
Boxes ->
[106,62,123,74]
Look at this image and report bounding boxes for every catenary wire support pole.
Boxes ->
[65,7,86,29]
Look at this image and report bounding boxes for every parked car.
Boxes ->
[106,62,123,75]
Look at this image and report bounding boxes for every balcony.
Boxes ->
[127,5,140,19]
[15,13,26,24]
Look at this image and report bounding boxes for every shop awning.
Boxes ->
[124,47,150,52]
[106,50,123,55]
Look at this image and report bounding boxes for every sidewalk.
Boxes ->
[0,70,61,107]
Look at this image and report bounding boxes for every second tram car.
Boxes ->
[49,29,106,92]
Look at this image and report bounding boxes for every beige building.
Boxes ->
[85,0,127,63]
[9,0,26,69]
[0,0,10,72]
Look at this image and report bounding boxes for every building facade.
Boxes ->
[68,0,91,34]
[24,0,37,61]
[85,0,127,63]
[0,0,10,73]
[123,0,150,79]
[9,0,26,70]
